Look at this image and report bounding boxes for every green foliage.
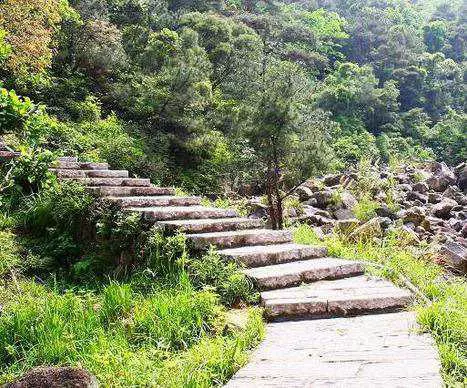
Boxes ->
[352,195,380,222]
[0,278,264,386]
[4,148,56,195]
[188,248,258,306]
[0,88,36,135]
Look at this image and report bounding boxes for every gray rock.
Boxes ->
[428,192,442,204]
[407,191,428,204]
[426,162,456,192]
[334,208,355,220]
[349,217,383,241]
[310,190,334,209]
[341,190,357,209]
[431,198,458,219]
[455,162,467,192]
[334,218,360,234]
[461,223,467,238]
[296,186,313,201]
[323,173,342,186]
[412,182,429,194]
[401,207,426,226]
[376,204,398,220]
[439,241,467,273]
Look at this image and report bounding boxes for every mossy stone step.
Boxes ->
[106,195,201,207]
[51,169,129,178]
[87,186,175,197]
[65,177,151,187]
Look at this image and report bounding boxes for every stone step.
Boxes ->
[0,150,20,160]
[51,169,129,179]
[129,206,238,222]
[187,229,292,250]
[261,276,412,321]
[65,177,151,187]
[58,156,78,162]
[106,195,201,208]
[55,161,109,170]
[158,217,264,234]
[244,258,364,290]
[87,186,175,197]
[218,243,328,268]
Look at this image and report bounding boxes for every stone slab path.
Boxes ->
[226,312,442,387]
[0,151,441,387]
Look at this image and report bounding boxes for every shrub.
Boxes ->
[188,248,258,306]
[352,195,380,222]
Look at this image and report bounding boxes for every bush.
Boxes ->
[352,195,380,222]
[188,248,258,306]
[0,231,21,276]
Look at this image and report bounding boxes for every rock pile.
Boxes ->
[249,161,467,273]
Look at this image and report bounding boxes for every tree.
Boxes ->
[243,60,334,229]
[314,62,399,134]
[0,0,78,79]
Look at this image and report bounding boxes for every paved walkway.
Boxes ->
[226,312,442,387]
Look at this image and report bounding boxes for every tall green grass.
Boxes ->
[0,277,264,387]
[294,224,467,386]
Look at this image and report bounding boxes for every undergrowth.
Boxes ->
[294,224,467,386]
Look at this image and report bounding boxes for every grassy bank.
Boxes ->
[0,176,265,386]
[294,224,467,386]
[0,234,265,387]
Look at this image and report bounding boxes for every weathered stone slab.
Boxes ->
[187,229,292,249]
[51,169,129,178]
[225,312,442,387]
[67,177,151,187]
[219,243,327,267]
[55,161,108,170]
[158,217,264,234]
[88,186,175,197]
[130,205,238,222]
[261,276,411,320]
[244,258,364,290]
[107,195,201,208]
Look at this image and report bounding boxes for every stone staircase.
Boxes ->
[49,157,413,322]
[2,150,442,385]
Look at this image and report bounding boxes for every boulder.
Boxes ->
[296,186,313,201]
[334,208,355,220]
[349,217,383,241]
[455,163,467,193]
[323,173,341,186]
[428,192,442,204]
[5,367,98,388]
[401,207,426,226]
[334,218,359,234]
[431,198,458,219]
[461,222,467,238]
[426,162,456,192]
[439,241,467,273]
[309,190,333,209]
[376,204,398,220]
[340,190,357,209]
[412,182,429,194]
[407,191,428,204]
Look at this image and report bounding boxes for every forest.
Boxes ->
[0,0,465,193]
[0,0,466,387]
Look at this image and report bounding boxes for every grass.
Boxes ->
[0,275,264,387]
[294,224,467,386]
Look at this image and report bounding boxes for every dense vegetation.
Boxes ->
[0,0,465,386]
[0,0,465,195]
